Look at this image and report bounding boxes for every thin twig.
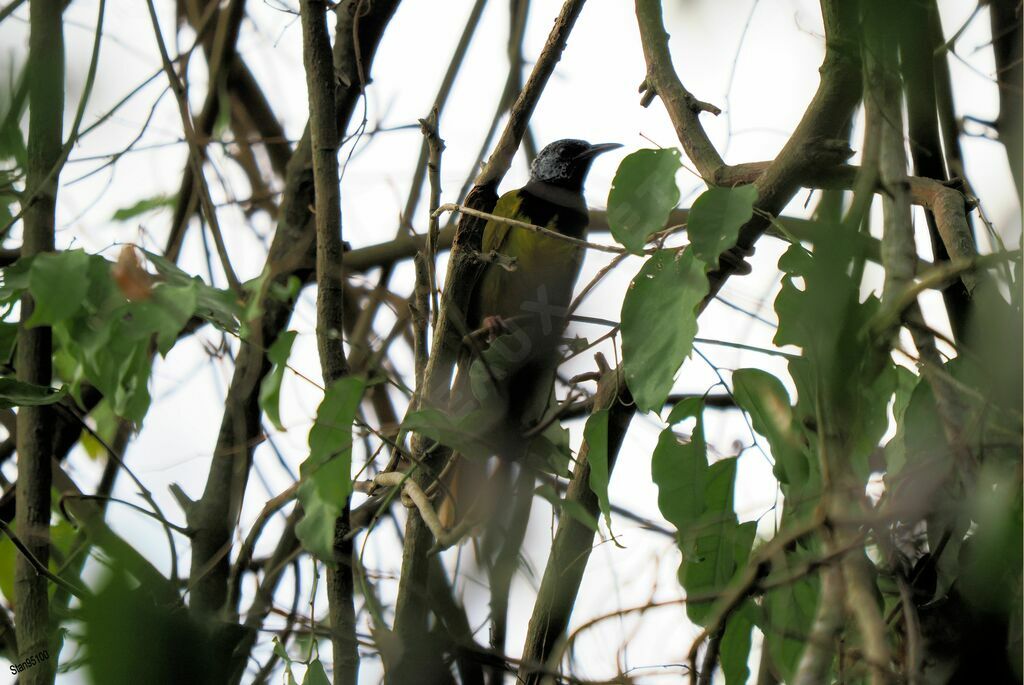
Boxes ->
[144,0,242,293]
[434,202,629,254]
[0,520,88,600]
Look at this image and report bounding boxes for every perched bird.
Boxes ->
[439,139,621,526]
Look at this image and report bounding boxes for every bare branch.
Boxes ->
[634,0,726,180]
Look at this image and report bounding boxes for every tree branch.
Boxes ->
[163,0,247,261]
[517,367,635,683]
[186,0,400,619]
[634,0,725,179]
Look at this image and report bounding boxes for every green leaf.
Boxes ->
[772,227,896,478]
[731,368,807,486]
[0,377,65,409]
[653,397,751,624]
[606,148,681,254]
[525,421,572,477]
[762,575,819,682]
[82,570,237,684]
[26,249,91,327]
[720,603,754,685]
[683,458,742,624]
[0,255,32,305]
[583,409,613,533]
[122,282,198,356]
[687,185,758,266]
[141,249,242,332]
[272,636,293,663]
[260,330,298,432]
[0,320,16,365]
[50,517,77,558]
[111,195,174,222]
[0,89,27,168]
[621,249,708,413]
[651,397,707,544]
[403,408,496,461]
[296,376,365,562]
[302,659,330,685]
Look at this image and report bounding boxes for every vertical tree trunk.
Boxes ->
[299,0,357,683]
[16,1,64,682]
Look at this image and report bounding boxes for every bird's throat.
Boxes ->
[521,180,588,230]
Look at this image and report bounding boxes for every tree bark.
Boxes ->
[15,1,64,682]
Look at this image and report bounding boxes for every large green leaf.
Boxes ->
[650,397,707,548]
[773,227,897,478]
[583,409,612,532]
[260,330,298,432]
[142,249,242,332]
[719,603,755,685]
[606,148,681,254]
[762,575,819,682]
[403,407,495,461]
[122,282,198,356]
[731,368,807,486]
[652,398,752,624]
[621,249,708,413]
[687,184,758,266]
[296,376,366,562]
[682,459,749,624]
[82,571,238,684]
[26,249,91,327]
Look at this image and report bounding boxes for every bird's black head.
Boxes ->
[528,139,622,191]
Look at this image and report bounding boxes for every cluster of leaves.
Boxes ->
[0,248,245,423]
[0,240,369,570]
[604,148,1022,681]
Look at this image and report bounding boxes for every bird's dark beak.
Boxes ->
[576,142,623,160]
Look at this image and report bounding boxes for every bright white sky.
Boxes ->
[0,0,1019,682]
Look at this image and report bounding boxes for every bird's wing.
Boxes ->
[482,190,524,255]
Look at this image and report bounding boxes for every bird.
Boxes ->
[438,138,621,528]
